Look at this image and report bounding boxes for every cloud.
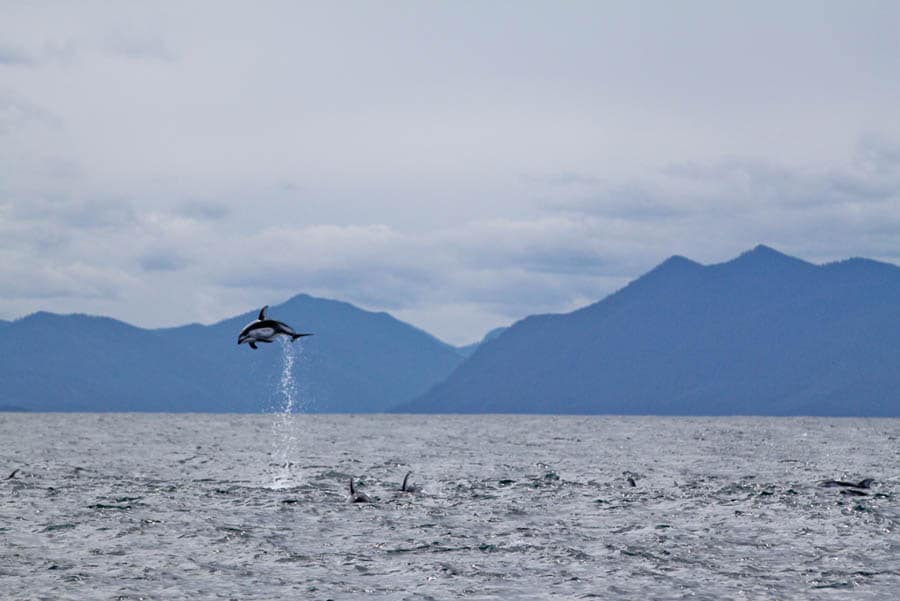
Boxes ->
[856,133,900,174]
[0,19,173,68]
[103,30,175,62]
[177,200,229,222]
[138,250,189,272]
[199,216,639,323]
[209,224,435,307]
[547,181,690,223]
[554,140,900,265]
[4,194,135,231]
[0,91,62,135]
[0,44,36,67]
[0,253,129,301]
[1,4,900,343]
[2,134,899,343]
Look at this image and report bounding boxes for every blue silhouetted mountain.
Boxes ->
[0,294,464,412]
[399,246,900,416]
[457,327,509,358]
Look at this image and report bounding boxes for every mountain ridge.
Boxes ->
[399,246,900,416]
[0,294,465,413]
[3,246,897,415]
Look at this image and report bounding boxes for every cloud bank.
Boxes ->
[2,2,899,343]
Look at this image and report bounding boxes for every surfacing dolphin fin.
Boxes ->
[349,478,370,503]
[821,478,874,489]
[400,471,418,493]
[258,305,268,321]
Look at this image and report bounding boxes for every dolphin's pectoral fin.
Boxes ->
[249,341,258,350]
[258,305,268,321]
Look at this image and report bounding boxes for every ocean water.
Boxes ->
[1,412,898,600]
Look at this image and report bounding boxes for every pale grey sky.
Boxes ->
[2,1,899,343]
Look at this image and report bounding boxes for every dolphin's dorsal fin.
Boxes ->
[349,478,355,495]
[258,305,268,321]
[402,471,412,492]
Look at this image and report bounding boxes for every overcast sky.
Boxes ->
[2,1,899,344]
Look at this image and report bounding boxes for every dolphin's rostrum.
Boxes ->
[237,305,312,350]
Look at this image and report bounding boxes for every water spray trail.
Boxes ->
[270,337,300,488]
[278,335,297,413]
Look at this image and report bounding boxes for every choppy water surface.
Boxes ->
[2,413,898,600]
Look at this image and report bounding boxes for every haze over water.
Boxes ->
[2,413,897,600]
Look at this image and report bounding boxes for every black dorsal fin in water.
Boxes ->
[349,478,370,503]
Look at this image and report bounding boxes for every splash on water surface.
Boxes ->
[269,337,303,488]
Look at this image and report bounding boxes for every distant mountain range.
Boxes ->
[400,245,900,416]
[3,246,898,415]
[0,295,464,412]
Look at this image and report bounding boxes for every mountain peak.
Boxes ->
[659,254,702,269]
[16,311,73,325]
[405,245,900,416]
[742,244,797,261]
[723,245,813,271]
[641,254,703,280]
[2,294,465,413]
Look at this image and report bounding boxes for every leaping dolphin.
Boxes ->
[237,305,312,350]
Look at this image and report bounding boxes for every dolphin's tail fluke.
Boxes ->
[291,333,313,341]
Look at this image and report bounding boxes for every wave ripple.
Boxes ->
[1,414,897,599]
